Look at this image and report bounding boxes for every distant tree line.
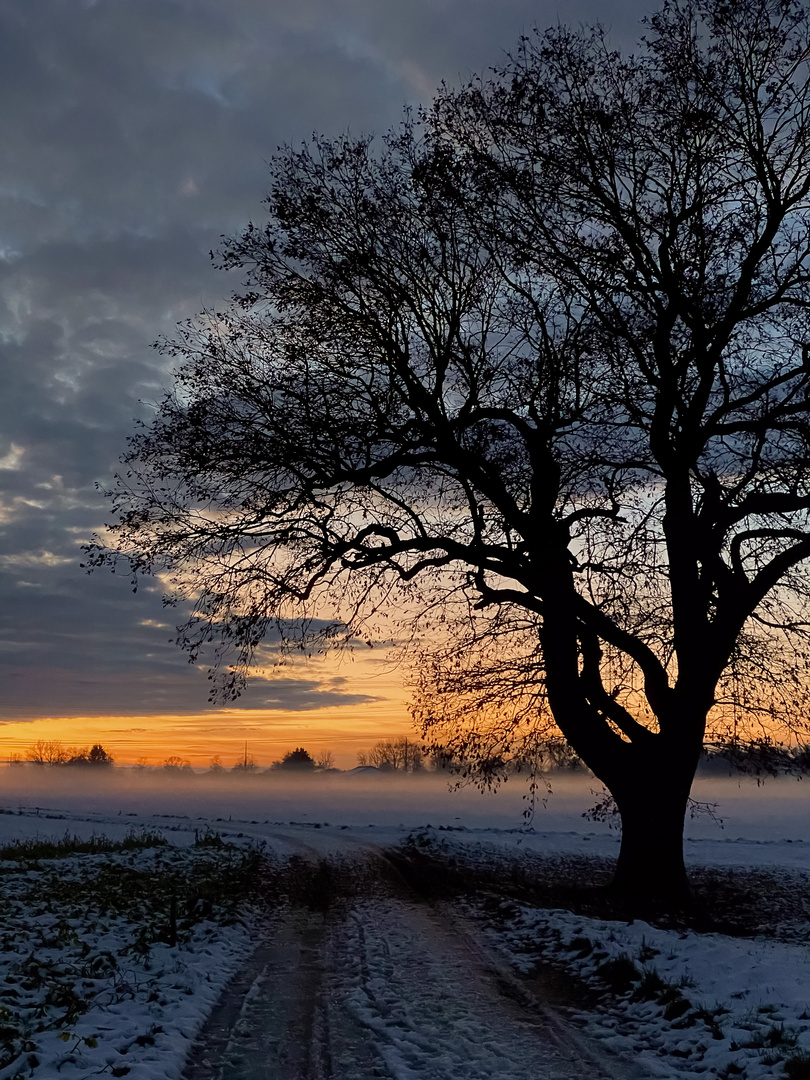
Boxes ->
[12,736,810,782]
[8,741,338,776]
[20,740,114,767]
[10,736,810,786]
[357,738,425,772]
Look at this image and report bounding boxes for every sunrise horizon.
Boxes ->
[0,697,417,769]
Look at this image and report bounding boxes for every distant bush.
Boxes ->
[193,827,229,849]
[66,744,115,767]
[273,747,316,770]
[162,756,194,775]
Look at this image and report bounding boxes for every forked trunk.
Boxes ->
[612,782,691,904]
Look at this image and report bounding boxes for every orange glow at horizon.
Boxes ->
[0,702,414,770]
[0,657,416,770]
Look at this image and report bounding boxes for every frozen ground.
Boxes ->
[0,768,807,1079]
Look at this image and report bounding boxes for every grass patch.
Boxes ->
[663,995,692,1021]
[193,827,228,848]
[765,1025,799,1049]
[0,828,168,862]
[30,846,265,947]
[0,836,268,1076]
[631,969,666,1001]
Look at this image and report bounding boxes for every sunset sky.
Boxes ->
[0,0,648,768]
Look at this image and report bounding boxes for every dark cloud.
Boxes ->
[0,0,648,721]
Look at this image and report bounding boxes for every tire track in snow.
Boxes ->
[182,833,389,1080]
[181,908,333,1080]
[332,897,655,1080]
[184,842,655,1079]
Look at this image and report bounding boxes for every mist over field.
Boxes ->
[1,766,806,846]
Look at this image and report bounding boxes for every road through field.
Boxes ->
[183,842,650,1080]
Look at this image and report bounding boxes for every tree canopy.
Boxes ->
[68,744,115,767]
[275,748,317,771]
[87,0,810,900]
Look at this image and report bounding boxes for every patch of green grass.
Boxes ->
[0,828,168,862]
[33,847,265,944]
[0,841,268,1075]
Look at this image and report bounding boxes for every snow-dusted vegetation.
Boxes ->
[0,829,260,1080]
[492,905,810,1080]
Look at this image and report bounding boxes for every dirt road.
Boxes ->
[182,844,650,1080]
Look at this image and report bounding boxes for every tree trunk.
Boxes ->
[612,782,691,905]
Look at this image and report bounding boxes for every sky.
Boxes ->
[0,0,651,767]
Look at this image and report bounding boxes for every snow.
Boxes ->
[0,767,807,1079]
[336,900,560,1079]
[0,839,258,1080]
[471,903,810,1080]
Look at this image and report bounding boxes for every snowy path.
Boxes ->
[183,862,651,1080]
[181,908,332,1079]
[329,897,648,1080]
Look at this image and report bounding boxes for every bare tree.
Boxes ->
[162,756,193,775]
[232,753,258,773]
[25,740,68,767]
[357,739,424,772]
[87,0,810,901]
[315,749,336,770]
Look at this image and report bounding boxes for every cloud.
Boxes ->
[0,0,648,722]
[0,550,73,568]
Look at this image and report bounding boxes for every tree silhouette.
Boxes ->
[87,0,810,901]
[162,756,193,775]
[67,744,114,767]
[274,748,316,771]
[358,739,424,772]
[232,752,258,773]
[315,749,336,770]
[25,740,68,767]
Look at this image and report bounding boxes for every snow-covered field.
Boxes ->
[404,825,810,1080]
[0,834,259,1080]
[485,901,810,1080]
[0,768,807,1079]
